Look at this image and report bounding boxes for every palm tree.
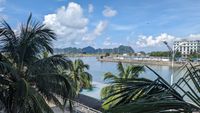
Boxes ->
[101,64,200,113]
[103,62,144,81]
[69,59,92,94]
[101,62,145,108]
[0,14,75,113]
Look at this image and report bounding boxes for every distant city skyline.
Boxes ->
[1,0,200,52]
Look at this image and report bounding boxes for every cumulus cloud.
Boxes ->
[102,6,117,17]
[88,4,94,13]
[43,2,108,48]
[43,2,89,47]
[83,20,108,41]
[136,33,200,47]
[136,33,175,47]
[136,33,200,48]
[188,34,200,40]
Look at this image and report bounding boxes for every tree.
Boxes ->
[149,51,170,57]
[101,64,200,113]
[188,52,200,59]
[69,59,92,94]
[101,62,145,109]
[139,51,146,55]
[0,14,75,113]
[105,53,110,57]
[149,51,181,58]
[175,51,182,57]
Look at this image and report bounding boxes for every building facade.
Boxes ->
[173,40,200,57]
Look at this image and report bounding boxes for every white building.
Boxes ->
[173,40,200,57]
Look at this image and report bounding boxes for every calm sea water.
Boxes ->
[70,57,181,99]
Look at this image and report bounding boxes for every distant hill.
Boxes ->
[82,46,96,54]
[54,45,134,54]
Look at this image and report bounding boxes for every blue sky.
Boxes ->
[1,0,200,52]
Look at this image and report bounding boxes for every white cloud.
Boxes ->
[94,20,108,35]
[136,33,175,47]
[83,20,108,42]
[88,4,94,13]
[43,2,89,47]
[136,33,200,48]
[102,6,117,17]
[44,2,109,48]
[188,34,200,40]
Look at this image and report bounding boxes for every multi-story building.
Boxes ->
[173,40,200,57]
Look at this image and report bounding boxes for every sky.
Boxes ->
[1,0,200,52]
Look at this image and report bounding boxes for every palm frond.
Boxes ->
[22,87,54,113]
[0,14,77,113]
[104,72,118,81]
[80,72,92,89]
[101,63,200,113]
[29,55,71,76]
[18,14,56,66]
[117,62,125,77]
[68,59,92,93]
[0,20,19,63]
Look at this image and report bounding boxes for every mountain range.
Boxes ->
[54,45,134,54]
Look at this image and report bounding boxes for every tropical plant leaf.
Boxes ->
[101,62,200,113]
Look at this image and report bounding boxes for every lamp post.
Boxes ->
[163,41,185,85]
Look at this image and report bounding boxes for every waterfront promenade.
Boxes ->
[50,94,102,113]
[98,57,199,67]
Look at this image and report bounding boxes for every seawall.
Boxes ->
[98,58,198,67]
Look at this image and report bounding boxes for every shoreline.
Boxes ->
[98,58,199,67]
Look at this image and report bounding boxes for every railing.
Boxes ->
[71,100,102,113]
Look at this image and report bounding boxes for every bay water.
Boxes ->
[70,57,183,100]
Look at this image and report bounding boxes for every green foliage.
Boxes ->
[0,14,77,113]
[101,62,145,108]
[105,53,110,57]
[188,52,200,59]
[149,51,170,57]
[100,56,104,59]
[176,51,182,57]
[69,59,92,94]
[149,51,181,57]
[139,51,146,55]
[101,63,200,113]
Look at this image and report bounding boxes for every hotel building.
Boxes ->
[173,40,200,57]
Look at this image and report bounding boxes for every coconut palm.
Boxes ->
[101,64,200,113]
[103,62,144,81]
[101,62,145,108]
[69,59,92,94]
[0,14,75,113]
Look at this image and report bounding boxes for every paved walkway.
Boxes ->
[50,94,102,113]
